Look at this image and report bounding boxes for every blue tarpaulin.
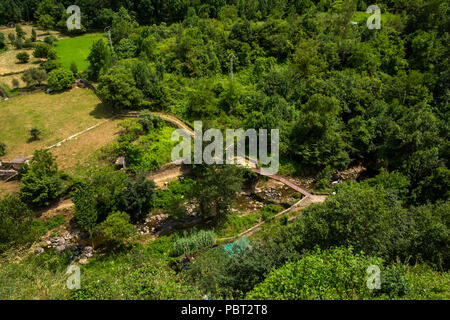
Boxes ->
[224,237,251,256]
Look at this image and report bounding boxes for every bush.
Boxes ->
[97,65,144,111]
[98,211,135,247]
[72,185,98,235]
[70,167,127,223]
[11,78,19,88]
[138,110,163,132]
[0,195,34,253]
[16,51,30,63]
[70,61,78,77]
[0,142,6,156]
[379,265,410,297]
[29,127,41,141]
[247,247,384,300]
[44,36,56,45]
[172,230,216,256]
[42,59,62,72]
[22,68,47,87]
[19,149,63,208]
[119,173,156,223]
[280,181,403,261]
[47,68,75,90]
[33,43,53,59]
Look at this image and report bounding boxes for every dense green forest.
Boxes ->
[0,0,449,300]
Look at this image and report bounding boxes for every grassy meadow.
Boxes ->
[53,34,105,72]
[0,88,111,159]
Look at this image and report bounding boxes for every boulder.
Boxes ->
[34,247,44,254]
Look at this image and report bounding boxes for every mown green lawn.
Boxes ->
[53,34,105,72]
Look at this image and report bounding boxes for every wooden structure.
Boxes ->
[0,157,29,181]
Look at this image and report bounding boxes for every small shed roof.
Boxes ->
[10,157,28,163]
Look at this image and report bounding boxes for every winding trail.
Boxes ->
[7,85,325,244]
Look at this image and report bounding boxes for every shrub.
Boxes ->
[44,36,56,45]
[98,211,135,246]
[0,142,6,156]
[42,59,62,72]
[115,38,137,59]
[23,38,34,48]
[48,68,75,90]
[98,65,144,111]
[22,68,47,87]
[31,29,36,42]
[379,265,410,297]
[16,51,30,63]
[70,61,78,77]
[19,149,63,208]
[29,127,41,141]
[11,78,19,88]
[138,110,163,132]
[70,166,128,223]
[247,247,384,300]
[119,173,156,223]
[33,43,52,58]
[172,230,217,256]
[12,38,23,49]
[72,185,98,235]
[7,33,15,42]
[0,195,34,253]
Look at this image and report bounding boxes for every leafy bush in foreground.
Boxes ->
[247,247,384,300]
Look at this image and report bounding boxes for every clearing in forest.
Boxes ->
[53,34,105,72]
[0,88,113,159]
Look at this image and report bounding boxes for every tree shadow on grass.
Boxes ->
[89,102,114,119]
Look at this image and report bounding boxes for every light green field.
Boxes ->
[53,34,105,72]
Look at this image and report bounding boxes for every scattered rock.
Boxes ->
[34,247,44,254]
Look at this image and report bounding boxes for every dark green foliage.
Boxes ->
[31,28,36,42]
[72,184,98,235]
[379,264,410,297]
[275,179,450,269]
[191,164,244,224]
[29,127,41,140]
[71,167,127,223]
[16,51,29,63]
[98,65,144,111]
[21,68,47,87]
[48,68,75,90]
[138,110,163,132]
[0,195,34,253]
[0,33,5,50]
[19,149,63,208]
[115,38,137,59]
[14,24,25,39]
[119,173,156,223]
[87,39,111,81]
[0,142,6,156]
[70,61,78,77]
[33,43,55,59]
[131,61,166,108]
[187,238,296,299]
[247,247,384,300]
[98,211,135,246]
